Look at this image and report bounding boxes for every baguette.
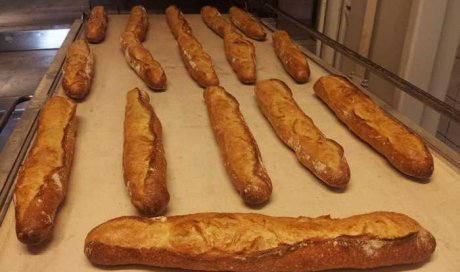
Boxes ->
[125,5,148,42]
[201,6,233,38]
[123,88,169,215]
[272,30,310,83]
[224,30,257,84]
[204,86,272,205]
[229,6,266,41]
[176,32,219,87]
[85,211,436,271]
[165,5,192,39]
[313,75,434,178]
[255,79,350,187]
[85,6,107,43]
[120,31,167,90]
[62,39,94,101]
[14,96,77,245]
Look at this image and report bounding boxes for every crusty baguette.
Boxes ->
[255,79,350,187]
[272,30,310,83]
[85,211,436,271]
[14,96,77,245]
[125,5,148,42]
[123,88,169,215]
[224,30,257,84]
[176,32,219,87]
[204,86,272,205]
[62,39,94,101]
[201,6,233,38]
[120,31,167,90]
[229,6,266,41]
[85,6,107,43]
[165,5,192,39]
[313,75,434,178]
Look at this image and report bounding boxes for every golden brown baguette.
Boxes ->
[313,75,434,178]
[201,6,233,37]
[120,31,167,90]
[14,96,77,245]
[229,6,266,41]
[204,86,272,205]
[85,6,107,43]
[62,39,94,101]
[125,5,148,42]
[85,211,436,271]
[176,32,219,87]
[165,5,192,39]
[123,88,169,215]
[272,30,310,83]
[255,79,350,187]
[224,30,257,84]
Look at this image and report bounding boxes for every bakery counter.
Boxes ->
[0,14,460,271]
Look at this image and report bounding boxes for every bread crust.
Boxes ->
[176,32,219,87]
[85,6,107,43]
[255,79,350,187]
[123,88,169,215]
[201,6,233,38]
[62,40,94,101]
[165,5,192,39]
[14,96,77,245]
[313,75,434,179]
[204,86,272,205]
[120,31,167,90]
[85,212,436,271]
[224,30,256,84]
[165,6,219,87]
[229,6,267,41]
[125,5,148,42]
[272,30,310,83]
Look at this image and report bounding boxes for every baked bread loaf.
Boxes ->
[201,6,233,37]
[14,96,77,245]
[85,211,436,271]
[120,31,167,90]
[224,30,256,84]
[229,6,266,41]
[85,5,107,43]
[165,5,192,39]
[272,30,310,83]
[123,88,169,215]
[125,5,148,42]
[313,75,434,178]
[176,31,219,87]
[62,39,94,101]
[204,86,272,205]
[255,79,350,187]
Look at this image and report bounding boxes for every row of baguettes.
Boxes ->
[165,5,219,87]
[72,5,311,99]
[201,6,257,84]
[120,6,167,91]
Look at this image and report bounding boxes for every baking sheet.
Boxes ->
[1,14,459,271]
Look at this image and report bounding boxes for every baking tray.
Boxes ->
[0,14,460,271]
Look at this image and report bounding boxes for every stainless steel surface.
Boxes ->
[256,0,460,123]
[0,50,59,97]
[0,96,31,134]
[0,29,69,51]
[0,0,87,29]
[0,20,83,224]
